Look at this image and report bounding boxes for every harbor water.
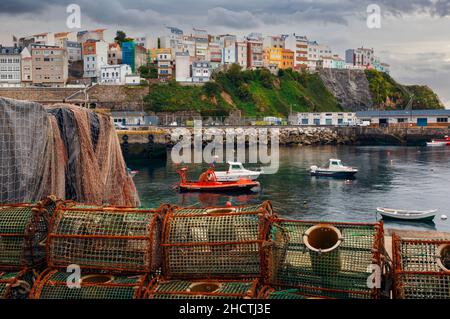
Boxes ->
[128,145,450,232]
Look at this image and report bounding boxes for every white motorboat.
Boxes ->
[426,140,446,147]
[310,159,358,178]
[377,207,438,221]
[214,162,261,182]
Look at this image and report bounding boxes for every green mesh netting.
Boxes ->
[258,287,307,299]
[32,270,147,299]
[268,221,383,299]
[48,207,161,273]
[147,279,257,299]
[394,237,450,299]
[0,205,48,269]
[163,202,272,279]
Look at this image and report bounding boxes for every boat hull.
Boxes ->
[215,173,260,182]
[380,214,436,222]
[310,170,357,179]
[179,181,260,193]
[376,208,437,221]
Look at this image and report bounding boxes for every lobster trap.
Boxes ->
[0,270,35,299]
[392,235,450,299]
[145,277,259,299]
[161,201,273,279]
[257,286,306,299]
[267,219,384,299]
[47,204,165,273]
[0,197,58,270]
[29,268,149,299]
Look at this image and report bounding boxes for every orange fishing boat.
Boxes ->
[176,167,260,192]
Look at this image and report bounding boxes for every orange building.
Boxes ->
[263,47,282,67]
[281,49,294,69]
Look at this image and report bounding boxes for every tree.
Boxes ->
[138,64,158,79]
[114,31,126,45]
[203,81,221,97]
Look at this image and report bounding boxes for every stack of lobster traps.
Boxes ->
[29,203,167,299]
[0,197,59,298]
[264,219,385,299]
[143,202,274,299]
[392,234,450,299]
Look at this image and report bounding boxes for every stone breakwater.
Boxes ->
[163,127,354,147]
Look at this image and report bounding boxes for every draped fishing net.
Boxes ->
[145,277,258,299]
[30,269,149,299]
[162,202,273,279]
[0,197,58,270]
[392,235,450,299]
[47,204,165,273]
[0,98,139,207]
[267,220,384,299]
[0,270,35,299]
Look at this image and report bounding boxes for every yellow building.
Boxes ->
[281,49,294,69]
[147,48,172,64]
[263,47,282,68]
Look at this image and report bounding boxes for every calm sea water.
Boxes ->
[128,145,450,232]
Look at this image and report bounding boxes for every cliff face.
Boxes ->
[319,69,444,111]
[318,69,374,111]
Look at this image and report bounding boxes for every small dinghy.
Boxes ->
[377,207,438,221]
[426,140,446,147]
[310,159,358,179]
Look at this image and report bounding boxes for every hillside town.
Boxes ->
[0,27,391,87]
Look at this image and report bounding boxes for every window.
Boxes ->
[301,118,309,125]
[437,117,448,123]
[397,118,407,123]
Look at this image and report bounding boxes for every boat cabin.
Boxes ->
[328,159,344,168]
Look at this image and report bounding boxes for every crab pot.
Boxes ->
[268,219,384,299]
[257,286,306,299]
[145,277,258,299]
[0,197,58,270]
[0,270,35,299]
[162,201,273,279]
[47,204,165,273]
[392,235,450,299]
[29,268,149,299]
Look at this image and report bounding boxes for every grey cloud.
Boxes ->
[207,7,261,29]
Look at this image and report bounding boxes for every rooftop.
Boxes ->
[356,109,450,117]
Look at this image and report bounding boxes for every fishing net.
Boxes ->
[30,268,149,299]
[47,204,165,273]
[162,201,273,279]
[0,197,59,270]
[257,286,307,299]
[267,220,384,299]
[0,98,139,207]
[392,235,450,299]
[0,270,35,299]
[145,276,258,299]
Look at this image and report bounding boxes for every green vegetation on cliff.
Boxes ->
[144,65,341,116]
[365,69,443,110]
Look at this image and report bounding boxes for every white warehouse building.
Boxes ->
[289,112,357,126]
[100,64,132,85]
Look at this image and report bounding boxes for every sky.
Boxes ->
[0,0,449,107]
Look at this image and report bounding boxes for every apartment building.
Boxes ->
[207,42,222,69]
[77,29,106,44]
[284,34,308,69]
[54,32,77,48]
[281,49,294,69]
[83,40,108,80]
[192,61,212,82]
[307,41,332,70]
[192,28,208,60]
[21,47,32,84]
[157,50,174,81]
[31,45,68,86]
[246,37,263,69]
[175,52,191,82]
[263,47,282,70]
[108,43,122,65]
[0,45,22,84]
[263,36,285,49]
[345,47,375,68]
[19,33,55,49]
[64,41,82,62]
[235,42,248,69]
[135,45,147,71]
[160,26,184,53]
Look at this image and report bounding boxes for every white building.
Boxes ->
[222,45,236,64]
[83,40,108,80]
[175,52,191,82]
[263,36,284,49]
[290,112,357,126]
[345,47,375,68]
[64,41,82,62]
[235,41,248,69]
[0,46,21,84]
[100,64,132,85]
[160,26,184,53]
[192,61,212,82]
[307,41,332,70]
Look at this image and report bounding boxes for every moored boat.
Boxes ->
[310,159,358,178]
[176,167,260,193]
[214,162,261,182]
[426,140,446,147]
[376,207,438,221]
